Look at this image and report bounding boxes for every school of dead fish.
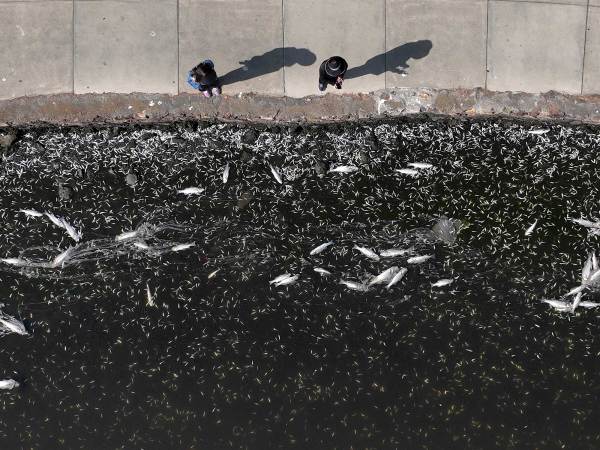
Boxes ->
[0,119,599,447]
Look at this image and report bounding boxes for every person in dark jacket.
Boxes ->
[318,56,348,92]
[187,60,221,97]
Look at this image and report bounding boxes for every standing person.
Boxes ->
[187,60,222,97]
[318,56,348,92]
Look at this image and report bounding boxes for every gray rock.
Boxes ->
[237,192,254,210]
[0,132,17,155]
[240,150,252,162]
[314,161,327,176]
[125,172,138,187]
[58,183,73,201]
[241,129,258,145]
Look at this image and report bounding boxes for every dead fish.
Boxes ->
[115,230,138,241]
[353,245,380,261]
[329,165,358,174]
[309,241,334,256]
[0,379,19,390]
[582,253,593,283]
[339,280,369,292]
[407,255,433,264]
[133,241,150,250]
[275,274,299,286]
[380,248,413,258]
[407,162,435,169]
[395,168,419,176]
[51,247,73,268]
[177,187,204,195]
[146,283,155,307]
[593,253,598,271]
[19,209,43,217]
[0,315,28,335]
[578,301,600,309]
[270,273,292,285]
[566,285,586,296]
[61,218,82,242]
[570,218,600,228]
[0,258,26,266]
[525,220,538,236]
[222,162,230,184]
[45,211,65,228]
[386,267,408,289]
[527,129,550,135]
[432,278,454,287]
[314,267,332,276]
[369,266,399,286]
[171,242,195,252]
[207,269,220,279]
[572,291,583,312]
[542,299,571,312]
[269,164,283,184]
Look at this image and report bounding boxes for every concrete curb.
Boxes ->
[2,89,600,128]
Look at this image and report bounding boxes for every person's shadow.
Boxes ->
[219,47,316,86]
[345,40,433,79]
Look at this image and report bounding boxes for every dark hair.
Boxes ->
[191,64,207,83]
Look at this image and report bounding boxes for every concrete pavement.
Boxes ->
[0,0,599,100]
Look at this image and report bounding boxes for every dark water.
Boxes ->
[1,118,600,449]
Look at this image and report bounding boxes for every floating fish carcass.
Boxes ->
[407,255,433,264]
[309,241,334,256]
[353,245,380,261]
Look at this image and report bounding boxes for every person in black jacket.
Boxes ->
[187,60,221,97]
[318,56,348,92]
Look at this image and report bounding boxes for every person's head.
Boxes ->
[325,56,345,77]
[191,61,214,82]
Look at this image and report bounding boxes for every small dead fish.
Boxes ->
[61,219,82,242]
[270,273,292,285]
[115,230,138,241]
[0,379,19,390]
[51,248,73,268]
[329,165,358,174]
[269,164,283,184]
[353,245,380,261]
[309,241,334,256]
[0,258,26,266]
[19,209,43,217]
[314,267,332,276]
[527,129,550,135]
[369,266,399,286]
[45,212,65,228]
[395,168,419,176]
[380,248,413,258]
[146,283,155,307]
[525,220,538,236]
[386,267,408,289]
[171,242,195,252]
[339,280,369,292]
[407,162,434,169]
[275,274,299,286]
[407,255,433,264]
[177,187,204,195]
[432,278,454,287]
[222,162,230,184]
[207,269,220,279]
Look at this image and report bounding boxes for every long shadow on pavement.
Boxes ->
[220,47,317,86]
[345,40,433,79]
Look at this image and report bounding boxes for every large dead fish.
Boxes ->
[309,241,334,256]
[368,267,399,286]
[269,164,283,184]
[386,267,408,289]
[353,245,380,261]
[339,280,369,292]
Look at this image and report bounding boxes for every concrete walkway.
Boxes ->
[0,0,598,100]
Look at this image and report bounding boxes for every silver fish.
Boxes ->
[353,245,380,261]
[407,162,434,169]
[566,285,586,296]
[407,255,433,264]
[146,283,155,307]
[582,254,593,283]
[19,209,43,217]
[51,248,73,268]
[542,299,571,312]
[339,280,369,292]
[579,301,600,309]
[45,212,65,228]
[133,241,150,250]
[0,379,19,390]
[207,269,220,279]
[571,218,600,228]
[432,278,454,287]
[275,274,299,286]
[222,162,230,184]
[525,220,538,236]
[314,267,332,276]
[269,164,283,184]
[572,291,583,312]
[0,258,25,266]
[395,168,419,176]
[171,242,195,252]
[386,267,408,289]
[527,129,550,135]
[177,187,204,195]
[269,273,292,285]
[380,248,413,258]
[115,230,138,241]
[593,253,598,271]
[369,266,399,286]
[61,219,82,242]
[329,165,358,173]
[0,316,27,335]
[309,241,334,256]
